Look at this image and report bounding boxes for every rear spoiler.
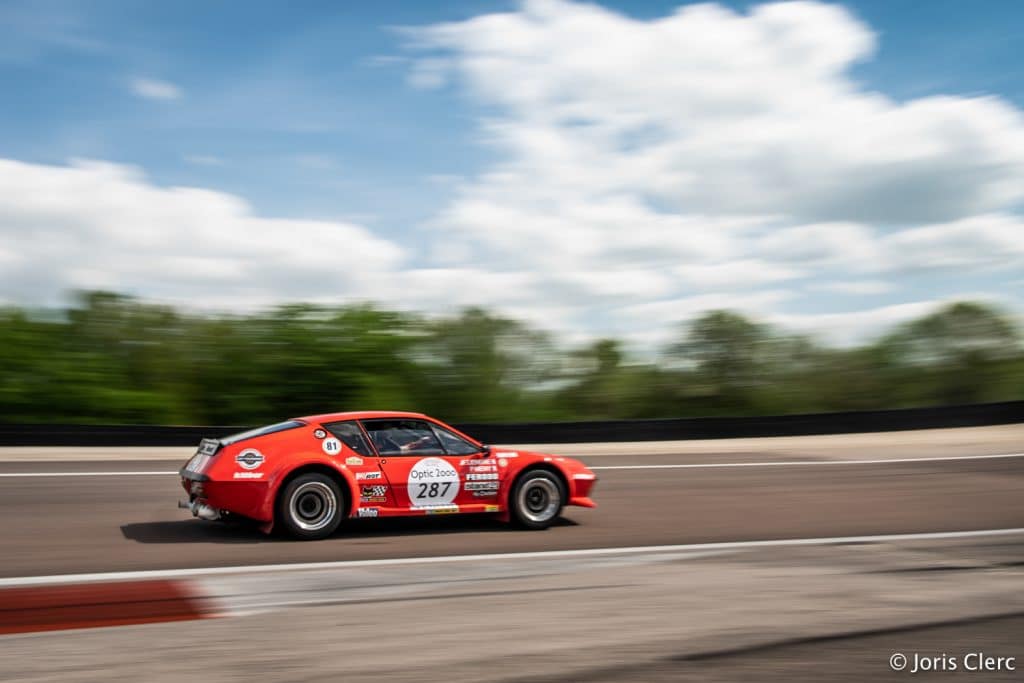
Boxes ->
[179,438,222,480]
[197,438,221,456]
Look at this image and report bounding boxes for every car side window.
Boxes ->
[361,420,446,456]
[323,420,373,457]
[432,425,480,455]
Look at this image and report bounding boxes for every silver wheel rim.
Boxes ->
[289,481,337,532]
[517,477,560,523]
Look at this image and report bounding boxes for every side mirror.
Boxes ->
[480,444,492,456]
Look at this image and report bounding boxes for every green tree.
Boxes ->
[878,302,1021,404]
[667,310,772,413]
[413,308,557,422]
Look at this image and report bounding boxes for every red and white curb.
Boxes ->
[4,527,1024,635]
[0,579,216,635]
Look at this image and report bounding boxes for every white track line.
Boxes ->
[2,451,1022,477]
[590,452,1024,470]
[1,527,1023,588]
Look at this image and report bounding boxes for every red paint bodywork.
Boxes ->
[179,411,597,532]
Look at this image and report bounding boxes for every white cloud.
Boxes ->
[407,57,451,89]
[767,301,942,345]
[819,280,893,296]
[756,222,886,271]
[3,1,1024,352]
[883,213,1024,272]
[412,0,1024,226]
[765,297,1023,346]
[131,77,182,101]
[399,0,1024,341]
[675,260,805,290]
[0,158,575,322]
[0,158,402,308]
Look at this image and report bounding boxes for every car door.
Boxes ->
[432,423,501,505]
[321,420,394,515]
[360,418,496,511]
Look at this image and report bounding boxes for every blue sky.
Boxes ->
[2,0,1023,347]
[3,0,1022,221]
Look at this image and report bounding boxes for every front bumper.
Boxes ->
[569,471,598,507]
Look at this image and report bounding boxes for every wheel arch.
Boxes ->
[508,462,569,504]
[273,462,356,520]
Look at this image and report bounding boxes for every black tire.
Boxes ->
[509,470,564,530]
[276,473,345,540]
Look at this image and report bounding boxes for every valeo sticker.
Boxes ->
[346,456,363,466]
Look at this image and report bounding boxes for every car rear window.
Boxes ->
[220,420,304,445]
[323,420,373,456]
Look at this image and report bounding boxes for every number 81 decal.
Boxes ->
[408,457,459,506]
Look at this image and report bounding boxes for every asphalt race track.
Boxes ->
[1,427,1022,577]
[1,426,1023,682]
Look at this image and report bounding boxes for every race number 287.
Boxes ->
[407,457,460,506]
[416,482,452,498]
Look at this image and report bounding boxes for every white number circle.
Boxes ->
[322,437,341,455]
[407,457,459,507]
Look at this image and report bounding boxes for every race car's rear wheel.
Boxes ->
[277,473,344,540]
[510,470,563,530]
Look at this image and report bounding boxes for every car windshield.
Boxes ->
[220,420,304,445]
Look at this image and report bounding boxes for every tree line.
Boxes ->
[0,291,1020,425]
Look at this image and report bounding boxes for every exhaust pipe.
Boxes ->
[178,499,221,521]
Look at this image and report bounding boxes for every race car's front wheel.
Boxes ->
[277,473,344,540]
[510,470,563,530]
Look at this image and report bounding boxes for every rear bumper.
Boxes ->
[179,468,209,482]
[180,475,272,522]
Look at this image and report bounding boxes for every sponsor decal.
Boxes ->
[573,473,597,480]
[235,449,264,470]
[465,481,499,491]
[459,458,492,466]
[473,490,498,498]
[233,471,265,479]
[407,457,460,507]
[484,505,500,512]
[345,456,363,466]
[424,506,459,515]
[360,496,386,503]
[467,473,498,481]
[356,471,382,480]
[322,438,342,456]
[357,508,379,518]
[469,465,497,473]
[361,485,388,497]
[498,458,508,467]
[313,429,327,439]
[495,451,518,458]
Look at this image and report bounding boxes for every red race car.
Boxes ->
[179,411,598,539]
